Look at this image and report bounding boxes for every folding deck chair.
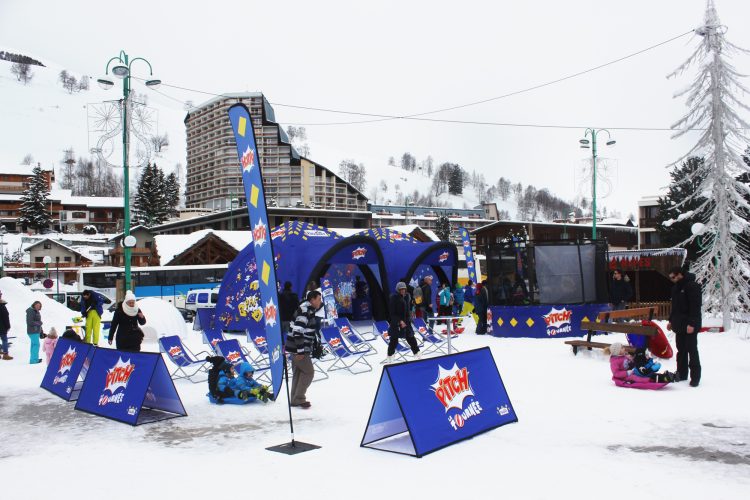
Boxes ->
[334,318,377,356]
[321,327,372,374]
[412,318,458,356]
[215,339,270,385]
[372,320,410,363]
[202,329,227,350]
[245,329,273,369]
[159,335,210,383]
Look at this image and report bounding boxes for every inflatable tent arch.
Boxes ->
[304,234,391,321]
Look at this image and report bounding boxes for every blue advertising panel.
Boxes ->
[74,349,186,426]
[489,303,611,338]
[40,339,94,401]
[362,347,517,457]
[458,227,477,284]
[226,104,284,400]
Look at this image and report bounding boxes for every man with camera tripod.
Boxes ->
[284,290,324,409]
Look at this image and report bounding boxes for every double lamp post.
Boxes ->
[579,128,616,241]
[97,51,160,294]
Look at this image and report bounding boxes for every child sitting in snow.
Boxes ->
[206,357,272,403]
[42,328,59,364]
[606,342,679,389]
[232,361,272,402]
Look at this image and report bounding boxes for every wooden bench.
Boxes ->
[565,306,658,355]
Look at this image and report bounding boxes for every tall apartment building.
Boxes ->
[185,93,367,213]
[637,195,661,249]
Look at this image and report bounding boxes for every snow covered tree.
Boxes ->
[11,62,33,84]
[435,214,452,242]
[17,165,51,233]
[133,163,170,226]
[338,160,367,192]
[165,172,181,217]
[448,164,463,195]
[667,0,750,328]
[656,157,706,261]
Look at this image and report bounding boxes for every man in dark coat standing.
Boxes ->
[667,267,702,387]
[609,269,633,311]
[384,282,420,363]
[279,281,300,344]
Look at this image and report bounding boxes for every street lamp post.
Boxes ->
[579,129,616,240]
[43,255,51,280]
[55,256,60,298]
[97,50,160,294]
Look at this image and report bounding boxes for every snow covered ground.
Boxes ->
[1,283,749,499]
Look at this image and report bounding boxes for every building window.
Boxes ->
[43,242,51,249]
[64,256,72,263]
[35,257,43,263]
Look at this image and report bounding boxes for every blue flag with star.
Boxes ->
[458,227,477,283]
[223,103,284,400]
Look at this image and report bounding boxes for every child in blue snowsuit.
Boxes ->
[227,362,272,402]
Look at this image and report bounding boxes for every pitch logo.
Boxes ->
[339,325,350,335]
[264,299,278,327]
[53,346,78,385]
[543,307,572,336]
[328,337,342,349]
[352,247,367,260]
[431,363,483,430]
[439,251,449,263]
[271,227,285,240]
[241,145,255,172]
[168,345,183,358]
[252,219,267,247]
[98,358,135,406]
[254,336,267,347]
[226,350,242,364]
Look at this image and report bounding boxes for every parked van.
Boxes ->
[185,288,220,314]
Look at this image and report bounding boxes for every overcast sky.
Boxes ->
[2,0,750,217]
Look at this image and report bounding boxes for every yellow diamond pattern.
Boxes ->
[582,316,590,323]
[526,317,534,327]
[510,318,518,327]
[497,317,504,327]
[250,185,259,207]
[238,116,247,137]
[261,261,270,285]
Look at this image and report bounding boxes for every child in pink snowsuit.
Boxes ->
[607,342,675,390]
[42,327,59,364]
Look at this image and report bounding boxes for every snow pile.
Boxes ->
[136,297,188,345]
[0,276,80,337]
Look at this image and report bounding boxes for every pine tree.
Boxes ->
[133,163,171,226]
[435,214,452,242]
[656,157,706,261]
[448,164,463,195]
[667,1,750,328]
[17,165,52,233]
[165,172,181,217]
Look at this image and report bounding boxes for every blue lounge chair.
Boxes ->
[321,326,372,375]
[413,318,459,355]
[372,320,410,363]
[215,339,270,384]
[202,329,227,350]
[334,318,376,356]
[159,335,210,383]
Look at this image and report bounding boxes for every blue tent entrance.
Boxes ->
[74,349,187,425]
[361,347,517,457]
[40,338,95,401]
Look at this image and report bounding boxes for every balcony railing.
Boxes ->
[639,217,659,228]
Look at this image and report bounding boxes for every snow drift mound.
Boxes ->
[136,297,188,346]
[0,277,80,340]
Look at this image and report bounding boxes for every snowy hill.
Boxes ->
[0,48,186,185]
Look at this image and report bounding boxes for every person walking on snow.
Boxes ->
[26,300,43,364]
[284,290,324,409]
[384,282,421,363]
[108,291,146,351]
[0,291,12,360]
[667,267,703,387]
[80,289,110,345]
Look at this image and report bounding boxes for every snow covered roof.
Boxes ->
[0,189,123,208]
[0,163,53,175]
[474,219,639,234]
[155,229,252,265]
[24,238,93,261]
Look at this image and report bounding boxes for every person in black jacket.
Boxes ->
[609,269,633,311]
[284,290,323,409]
[0,291,12,360]
[279,281,300,344]
[107,291,147,351]
[666,267,702,387]
[384,282,421,363]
